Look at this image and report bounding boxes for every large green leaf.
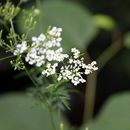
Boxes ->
[18,0,97,52]
[81,92,130,130]
[0,93,71,130]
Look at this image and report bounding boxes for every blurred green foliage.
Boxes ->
[0,93,72,130]
[93,14,116,31]
[124,32,130,49]
[84,92,130,130]
[0,92,130,130]
[18,0,97,52]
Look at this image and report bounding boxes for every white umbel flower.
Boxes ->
[13,26,98,86]
[71,48,80,59]
[84,61,98,74]
[32,33,46,43]
[25,27,67,68]
[25,47,45,67]
[42,63,58,76]
[13,41,27,55]
[57,48,98,86]
[46,50,55,61]
[48,27,62,37]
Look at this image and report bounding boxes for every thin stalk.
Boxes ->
[0,55,14,61]
[55,80,67,88]
[25,67,39,89]
[24,67,49,109]
[83,29,122,123]
[10,19,17,45]
[97,36,122,71]
[83,71,98,123]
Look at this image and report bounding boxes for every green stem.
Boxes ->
[25,67,39,89]
[83,71,98,123]
[10,19,17,45]
[97,38,122,70]
[0,55,14,61]
[55,80,67,88]
[83,30,122,123]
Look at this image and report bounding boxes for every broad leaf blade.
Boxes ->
[0,93,70,130]
[82,92,130,130]
[18,1,97,52]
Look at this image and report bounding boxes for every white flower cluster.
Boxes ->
[13,41,27,55]
[13,26,98,86]
[25,27,68,67]
[42,63,58,76]
[57,48,98,85]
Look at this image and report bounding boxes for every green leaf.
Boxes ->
[0,93,71,130]
[124,31,130,49]
[93,14,116,31]
[18,0,97,52]
[82,92,130,130]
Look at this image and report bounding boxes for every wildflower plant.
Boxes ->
[0,0,98,129]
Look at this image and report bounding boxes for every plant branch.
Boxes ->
[97,32,122,70]
[83,71,98,123]
[25,67,39,89]
[10,19,17,45]
[83,29,122,123]
[0,55,14,61]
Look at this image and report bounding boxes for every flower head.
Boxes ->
[13,41,27,55]
[13,26,98,86]
[57,48,98,85]
[24,27,67,67]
